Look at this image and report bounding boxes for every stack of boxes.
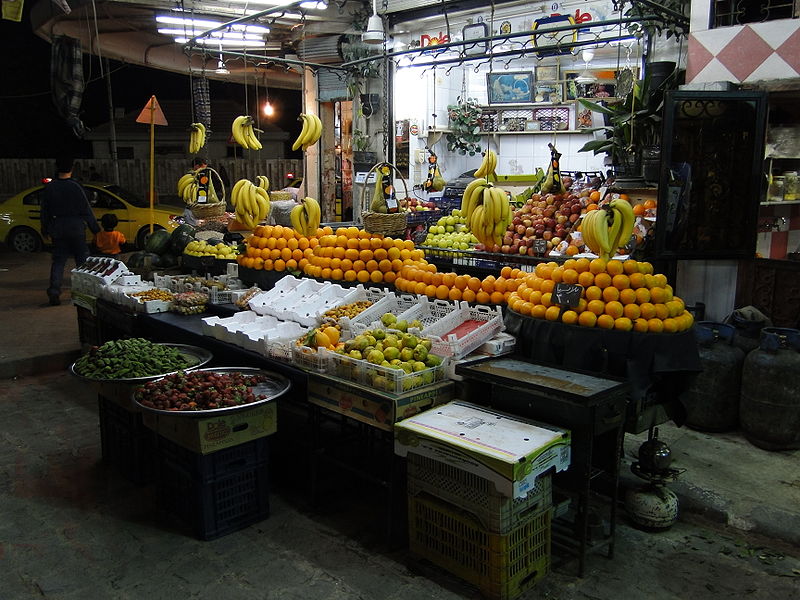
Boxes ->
[395,401,571,600]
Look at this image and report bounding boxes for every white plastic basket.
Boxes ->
[340,292,421,337]
[394,297,462,331]
[292,345,332,373]
[282,283,366,327]
[421,302,504,359]
[326,349,447,395]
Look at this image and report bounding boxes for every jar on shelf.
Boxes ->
[768,176,785,202]
[784,171,798,202]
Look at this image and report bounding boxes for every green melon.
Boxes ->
[144,229,171,254]
[169,223,196,254]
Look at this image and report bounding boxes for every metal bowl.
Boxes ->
[133,367,291,417]
[69,343,213,384]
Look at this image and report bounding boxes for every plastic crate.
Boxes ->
[292,345,332,373]
[409,494,551,600]
[340,292,420,337]
[407,453,552,533]
[98,396,154,485]
[155,436,270,540]
[326,349,446,395]
[421,302,505,359]
[394,297,461,330]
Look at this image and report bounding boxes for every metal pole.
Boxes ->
[149,96,155,234]
[102,57,120,185]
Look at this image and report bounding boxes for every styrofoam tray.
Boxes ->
[421,302,504,359]
[248,275,308,314]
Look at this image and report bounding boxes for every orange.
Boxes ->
[333,247,346,259]
[577,271,595,288]
[336,235,348,248]
[654,303,669,320]
[629,272,646,289]
[623,303,641,320]
[506,279,520,292]
[529,290,543,305]
[270,248,281,261]
[589,258,607,274]
[528,277,543,292]
[263,258,274,271]
[550,266,564,283]
[531,304,547,319]
[562,310,578,325]
[439,272,455,288]
[280,247,292,261]
[545,305,561,321]
[578,311,597,328]
[383,271,396,285]
[635,288,651,304]
[387,247,401,261]
[577,298,588,313]
[353,260,366,272]
[298,258,309,271]
[331,268,343,280]
[597,314,615,329]
[253,257,264,270]
[605,260,623,276]
[391,259,404,272]
[467,277,482,292]
[562,269,579,285]
[494,278,508,293]
[585,285,602,301]
[481,276,496,293]
[605,300,624,319]
[594,273,612,289]
[343,269,357,282]
[357,270,371,283]
[614,317,633,331]
[266,237,277,250]
[288,259,300,271]
[298,237,309,250]
[638,261,654,275]
[370,237,383,250]
[511,268,522,279]
[565,245,579,257]
[612,274,630,290]
[272,225,285,238]
[519,302,534,316]
[535,263,554,279]
[393,238,405,250]
[575,258,591,273]
[653,274,668,288]
[346,237,360,250]
[633,318,649,333]
[321,267,332,279]
[356,238,369,251]
[292,249,304,261]
[639,302,656,320]
[431,272,444,287]
[589,190,601,202]
[587,299,605,315]
[541,292,553,307]
[379,259,393,272]
[448,288,462,301]
[672,296,686,313]
[340,259,353,272]
[666,300,683,318]
[501,266,512,278]
[490,291,505,304]
[275,237,287,250]
[663,285,674,302]
[370,270,383,284]
[619,288,637,305]
[414,281,427,295]
[540,279,556,294]
[462,289,477,303]
[403,240,415,250]
[321,226,334,236]
[433,284,449,300]
[308,238,319,249]
[650,287,667,304]
[411,250,425,261]
[662,318,678,333]
[274,259,286,272]
[476,291,491,304]
[424,284,437,297]
[602,287,620,303]
[359,249,374,263]
[643,199,657,209]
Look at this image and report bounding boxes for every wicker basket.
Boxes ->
[360,162,409,237]
[191,202,226,219]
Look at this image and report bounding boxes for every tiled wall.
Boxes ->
[757,203,800,259]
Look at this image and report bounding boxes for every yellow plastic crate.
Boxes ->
[409,493,551,600]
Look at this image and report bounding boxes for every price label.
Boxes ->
[554,282,583,307]
[533,239,548,254]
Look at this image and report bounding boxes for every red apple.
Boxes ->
[525,226,536,237]
[569,213,580,223]
[501,244,511,254]
[516,225,526,235]
[519,245,528,255]
[542,231,553,241]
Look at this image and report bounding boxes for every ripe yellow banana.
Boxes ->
[580,212,598,255]
[302,114,322,151]
[302,196,321,235]
[593,207,613,261]
[244,120,262,150]
[609,198,635,251]
[257,175,270,191]
[255,187,271,223]
[188,122,206,154]
[482,185,495,228]
[461,179,485,219]
[474,150,497,179]
[232,116,249,148]
[177,173,195,198]
[607,207,623,256]
[290,204,305,232]
[230,179,250,209]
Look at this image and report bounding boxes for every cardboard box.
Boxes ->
[395,401,571,499]
[142,401,277,454]
[308,376,454,431]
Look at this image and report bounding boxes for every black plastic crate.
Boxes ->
[155,437,270,540]
[97,396,154,485]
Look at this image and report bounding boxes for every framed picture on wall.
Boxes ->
[533,82,563,104]
[576,106,594,129]
[535,65,559,81]
[487,71,533,105]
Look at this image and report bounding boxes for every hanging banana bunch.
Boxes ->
[473,149,498,180]
[230,178,271,230]
[580,198,635,262]
[231,115,262,150]
[289,196,321,237]
[188,122,206,155]
[291,113,323,152]
[460,178,512,249]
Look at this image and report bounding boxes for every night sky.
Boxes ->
[0,14,301,159]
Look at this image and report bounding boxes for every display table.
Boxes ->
[503,309,701,433]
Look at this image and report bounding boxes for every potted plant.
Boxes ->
[446,97,483,156]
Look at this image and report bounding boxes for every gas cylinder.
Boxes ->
[625,485,679,530]
[740,327,800,451]
[682,322,744,432]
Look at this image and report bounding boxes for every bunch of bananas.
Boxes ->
[581,198,635,261]
[290,196,322,237]
[188,122,206,154]
[460,179,512,249]
[291,113,322,152]
[177,173,199,206]
[231,115,262,150]
[473,149,498,179]
[231,178,271,229]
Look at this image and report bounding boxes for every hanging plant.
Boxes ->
[446,97,483,156]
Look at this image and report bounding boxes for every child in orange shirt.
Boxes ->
[95,213,126,255]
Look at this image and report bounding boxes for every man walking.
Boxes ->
[40,156,100,305]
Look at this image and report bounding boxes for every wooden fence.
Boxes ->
[0,158,303,203]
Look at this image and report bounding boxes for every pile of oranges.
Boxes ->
[394,265,523,304]
[506,257,694,333]
[237,224,320,272]
[303,226,425,285]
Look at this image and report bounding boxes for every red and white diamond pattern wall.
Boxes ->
[687,20,800,84]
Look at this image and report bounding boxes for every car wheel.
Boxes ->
[135,225,165,250]
[8,227,43,253]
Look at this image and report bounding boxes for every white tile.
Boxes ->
[692,26,743,55]
[787,229,800,254]
[756,231,772,257]
[750,19,800,49]
[747,54,797,82]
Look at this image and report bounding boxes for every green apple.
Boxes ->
[372,328,386,340]
[400,347,414,362]
[412,344,429,362]
[394,319,408,333]
[348,350,363,360]
[412,361,427,372]
[400,361,414,373]
[383,346,400,361]
[425,354,442,367]
[366,335,376,346]
[420,338,432,351]
[405,335,419,349]
[367,349,385,365]
[384,334,400,348]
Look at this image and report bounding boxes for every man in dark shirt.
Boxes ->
[40,156,101,305]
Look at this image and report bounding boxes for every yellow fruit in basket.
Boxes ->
[323,327,340,345]
[314,330,332,348]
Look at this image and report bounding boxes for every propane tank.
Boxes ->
[682,322,745,432]
[625,485,679,530]
[740,327,800,451]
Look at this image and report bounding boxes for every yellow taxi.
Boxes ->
[0,180,184,252]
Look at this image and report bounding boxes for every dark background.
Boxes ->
[0,15,301,159]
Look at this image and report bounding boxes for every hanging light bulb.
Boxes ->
[263,101,275,117]
[362,0,385,45]
[215,42,229,74]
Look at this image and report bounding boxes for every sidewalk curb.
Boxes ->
[0,350,81,380]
